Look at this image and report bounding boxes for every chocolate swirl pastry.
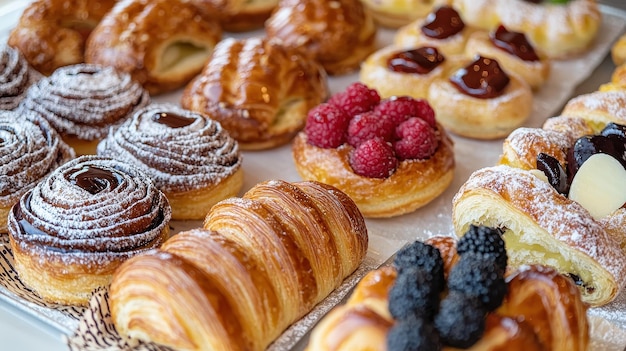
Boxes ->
[98,103,244,220]
[0,44,41,110]
[0,110,75,233]
[7,155,171,306]
[20,64,150,155]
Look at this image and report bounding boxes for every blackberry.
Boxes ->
[388,266,441,321]
[457,225,507,273]
[434,290,487,349]
[393,241,445,291]
[387,315,441,351]
[447,253,507,311]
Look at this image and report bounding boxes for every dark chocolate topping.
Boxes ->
[449,56,510,99]
[152,112,195,128]
[387,47,446,74]
[67,165,123,194]
[421,6,465,40]
[490,25,540,62]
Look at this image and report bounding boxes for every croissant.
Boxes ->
[109,180,368,351]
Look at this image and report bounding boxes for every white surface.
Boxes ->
[0,1,625,350]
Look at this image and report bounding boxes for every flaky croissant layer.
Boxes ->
[110,179,368,351]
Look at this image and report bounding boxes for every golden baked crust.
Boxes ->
[464,30,550,91]
[359,45,453,100]
[306,260,589,351]
[265,0,377,75]
[0,111,75,233]
[7,156,171,306]
[97,103,244,220]
[361,0,446,28]
[7,0,116,75]
[85,0,222,95]
[181,37,329,150]
[196,0,278,32]
[109,180,368,351]
[451,0,602,59]
[394,14,478,57]
[428,59,533,139]
[611,33,626,66]
[291,123,455,218]
[452,165,626,306]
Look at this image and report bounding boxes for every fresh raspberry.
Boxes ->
[394,117,439,160]
[328,82,381,117]
[375,96,436,127]
[346,111,396,147]
[304,103,351,148]
[349,138,398,178]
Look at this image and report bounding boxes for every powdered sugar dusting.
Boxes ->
[7,155,171,267]
[457,165,626,290]
[563,90,626,123]
[0,44,40,110]
[19,64,150,140]
[0,110,74,211]
[97,103,242,193]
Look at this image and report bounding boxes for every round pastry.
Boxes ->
[451,0,602,59]
[360,0,446,28]
[0,110,75,234]
[292,83,455,218]
[611,33,626,66]
[97,103,244,220]
[7,155,171,306]
[265,0,377,75]
[7,0,117,75]
[465,25,550,90]
[306,234,590,351]
[181,37,329,150]
[394,6,476,57]
[428,55,533,139]
[359,45,452,99]
[195,0,278,32]
[85,0,222,95]
[599,64,626,92]
[19,64,150,156]
[0,44,41,110]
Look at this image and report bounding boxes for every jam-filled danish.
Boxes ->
[7,155,171,306]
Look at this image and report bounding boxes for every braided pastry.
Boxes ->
[181,37,329,150]
[0,110,75,233]
[19,63,150,155]
[97,103,244,220]
[7,0,117,75]
[7,155,171,306]
[110,180,368,351]
[85,0,222,95]
[265,0,377,75]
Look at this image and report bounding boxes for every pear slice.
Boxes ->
[569,153,626,219]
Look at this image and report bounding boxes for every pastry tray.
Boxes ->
[1,3,626,350]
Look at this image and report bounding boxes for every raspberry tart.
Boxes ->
[292,83,455,218]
